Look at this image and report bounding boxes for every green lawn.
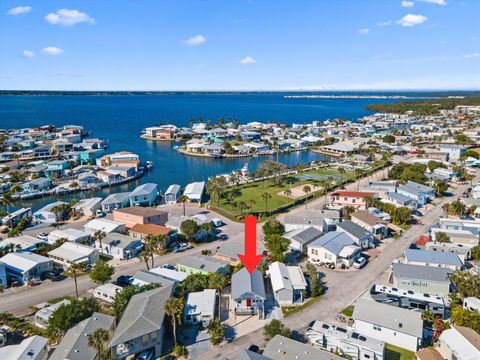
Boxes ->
[385,344,416,360]
[282,297,321,317]
[211,166,353,216]
[341,305,354,317]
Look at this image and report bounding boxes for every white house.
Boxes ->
[267,261,307,305]
[284,227,323,252]
[308,232,362,268]
[93,283,123,303]
[0,335,48,360]
[48,242,99,267]
[84,218,126,235]
[184,289,216,327]
[183,181,205,203]
[403,249,463,271]
[93,232,143,260]
[0,235,45,252]
[35,299,71,329]
[463,296,480,312]
[47,228,90,245]
[72,197,103,217]
[148,267,187,283]
[32,201,68,223]
[353,297,423,352]
[0,252,53,284]
[231,268,266,318]
[436,326,480,360]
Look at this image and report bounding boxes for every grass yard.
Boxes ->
[282,297,321,317]
[212,166,353,216]
[340,305,354,317]
[385,344,416,360]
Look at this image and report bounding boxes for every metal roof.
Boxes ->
[268,262,307,292]
[231,268,266,301]
[337,220,372,240]
[391,263,452,283]
[129,183,157,197]
[404,249,463,267]
[308,232,357,256]
[263,335,343,360]
[286,227,323,244]
[177,254,228,273]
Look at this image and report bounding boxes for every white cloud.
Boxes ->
[465,53,480,58]
[239,56,256,65]
[183,35,207,46]
[44,9,95,26]
[41,47,64,56]
[421,0,446,5]
[401,1,415,7]
[7,6,32,15]
[358,28,370,35]
[397,14,427,27]
[377,21,392,27]
[21,50,34,58]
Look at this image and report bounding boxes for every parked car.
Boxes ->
[40,271,62,282]
[212,218,223,227]
[216,233,228,240]
[37,232,49,241]
[172,243,193,253]
[162,264,175,270]
[116,275,133,286]
[0,226,9,234]
[353,257,367,269]
[307,258,322,266]
[136,349,154,360]
[95,210,105,218]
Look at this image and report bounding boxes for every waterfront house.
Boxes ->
[322,141,356,156]
[44,160,68,178]
[0,335,49,360]
[263,335,344,360]
[0,235,45,252]
[106,166,136,179]
[164,184,181,204]
[0,252,53,284]
[306,321,385,360]
[0,262,7,288]
[436,326,480,360]
[27,165,47,179]
[397,181,435,207]
[129,183,158,207]
[183,181,205,203]
[307,232,361,268]
[77,172,99,187]
[176,255,229,275]
[21,177,51,193]
[47,228,90,245]
[35,299,71,329]
[267,261,307,305]
[94,232,143,260]
[240,131,261,141]
[244,142,269,153]
[48,242,99,267]
[350,210,389,240]
[84,218,126,235]
[93,283,123,303]
[184,289,216,327]
[51,313,115,360]
[330,191,373,210]
[97,170,120,184]
[231,268,266,318]
[370,284,446,317]
[336,220,375,249]
[72,197,102,217]
[97,152,140,171]
[113,207,168,228]
[390,263,452,297]
[101,192,131,213]
[384,192,417,209]
[128,223,176,244]
[284,226,323,252]
[403,249,463,271]
[353,297,423,352]
[109,286,173,359]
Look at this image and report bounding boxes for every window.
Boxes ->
[142,334,149,344]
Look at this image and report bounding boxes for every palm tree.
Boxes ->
[261,191,272,213]
[93,230,106,257]
[209,274,228,319]
[178,195,188,216]
[139,250,151,270]
[87,328,110,360]
[70,263,84,300]
[338,167,346,186]
[51,204,64,223]
[165,297,184,346]
[303,185,312,210]
[284,189,292,199]
[247,199,256,213]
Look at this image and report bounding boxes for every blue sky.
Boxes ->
[0,0,479,90]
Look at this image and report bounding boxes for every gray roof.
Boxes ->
[386,191,414,204]
[130,183,157,197]
[109,286,173,347]
[398,181,435,196]
[165,184,181,196]
[26,177,50,186]
[288,227,323,244]
[353,298,423,338]
[177,254,228,273]
[337,220,372,239]
[404,249,463,267]
[132,270,175,287]
[391,263,452,283]
[263,335,343,360]
[284,211,327,226]
[231,268,266,301]
[101,192,131,205]
[51,312,115,360]
[216,241,264,260]
[103,232,141,248]
[308,232,356,256]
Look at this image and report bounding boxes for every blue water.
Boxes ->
[0,92,400,210]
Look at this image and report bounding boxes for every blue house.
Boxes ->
[240,131,261,142]
[21,177,51,193]
[164,184,181,204]
[396,181,435,207]
[101,192,131,213]
[44,160,68,178]
[129,183,158,206]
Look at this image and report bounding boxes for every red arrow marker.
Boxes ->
[238,216,263,274]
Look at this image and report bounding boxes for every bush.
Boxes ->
[264,319,291,340]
